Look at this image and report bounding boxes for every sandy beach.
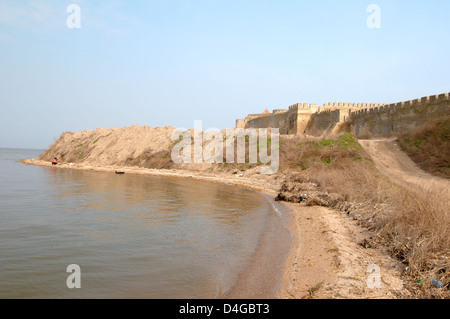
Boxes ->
[22,158,408,299]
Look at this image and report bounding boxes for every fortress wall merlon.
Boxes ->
[438,93,450,101]
[289,104,299,111]
[429,95,438,103]
[421,96,430,104]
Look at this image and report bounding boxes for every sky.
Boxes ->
[0,0,449,149]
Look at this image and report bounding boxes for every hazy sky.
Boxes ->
[1,0,449,149]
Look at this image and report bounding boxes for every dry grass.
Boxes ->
[278,134,381,201]
[275,133,450,298]
[124,149,174,169]
[375,188,450,298]
[398,115,450,178]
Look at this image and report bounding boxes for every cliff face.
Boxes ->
[39,125,175,167]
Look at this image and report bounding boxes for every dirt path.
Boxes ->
[359,138,449,195]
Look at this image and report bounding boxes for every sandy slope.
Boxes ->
[359,138,449,195]
[39,125,176,166]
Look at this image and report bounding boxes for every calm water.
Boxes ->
[0,148,279,299]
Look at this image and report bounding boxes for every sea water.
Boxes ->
[0,148,279,299]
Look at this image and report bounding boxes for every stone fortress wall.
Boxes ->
[236,93,450,138]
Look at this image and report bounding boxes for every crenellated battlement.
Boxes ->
[236,92,450,137]
[350,93,450,116]
[319,102,384,112]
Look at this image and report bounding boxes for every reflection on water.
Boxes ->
[0,149,270,299]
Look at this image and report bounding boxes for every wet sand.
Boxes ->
[224,194,292,299]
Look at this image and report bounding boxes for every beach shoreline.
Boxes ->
[22,158,296,299]
[22,158,408,299]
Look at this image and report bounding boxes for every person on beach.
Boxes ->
[52,158,58,166]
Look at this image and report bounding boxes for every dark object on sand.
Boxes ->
[275,193,306,203]
[115,171,125,175]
